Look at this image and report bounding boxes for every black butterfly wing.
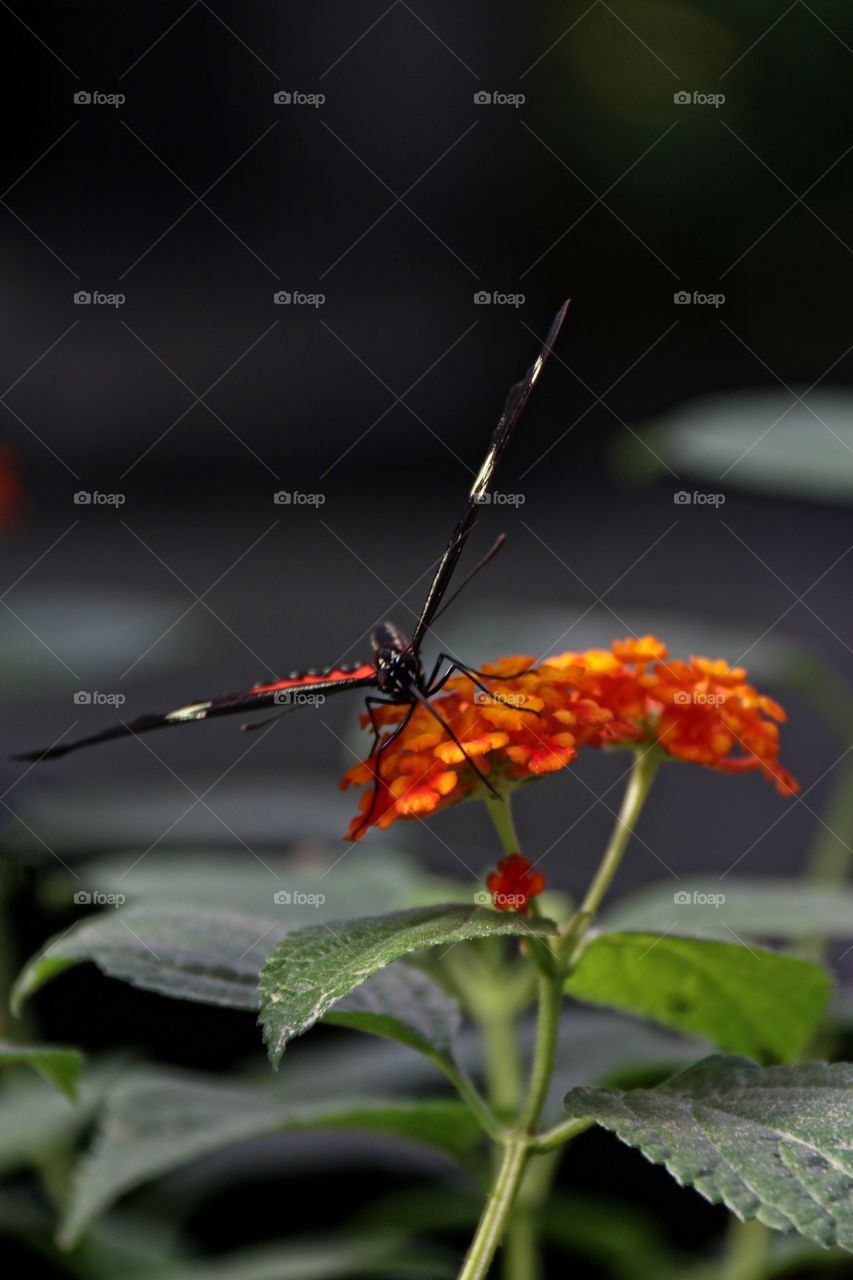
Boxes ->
[411,299,569,650]
[14,664,378,761]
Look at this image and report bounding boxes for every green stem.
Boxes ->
[458,1137,529,1280]
[530,1116,594,1153]
[559,746,662,965]
[438,1059,505,1144]
[457,748,664,1279]
[483,790,541,1278]
[503,1204,538,1280]
[485,793,522,855]
[499,969,564,1278]
[519,970,563,1133]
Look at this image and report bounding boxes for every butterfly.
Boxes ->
[16,301,569,833]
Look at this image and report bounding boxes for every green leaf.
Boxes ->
[565,932,831,1063]
[536,1013,704,1123]
[0,1062,116,1174]
[605,878,853,940]
[328,964,461,1064]
[563,1055,853,1252]
[13,907,466,1071]
[61,1069,483,1247]
[615,390,853,502]
[0,1190,181,1278]
[259,904,556,1065]
[36,847,460,919]
[0,1040,83,1099]
[145,1237,453,1280]
[13,906,287,1013]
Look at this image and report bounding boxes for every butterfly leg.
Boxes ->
[351,698,415,838]
[240,709,291,733]
[425,653,540,716]
[420,651,453,693]
[409,688,501,799]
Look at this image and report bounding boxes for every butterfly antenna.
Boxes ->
[428,534,507,628]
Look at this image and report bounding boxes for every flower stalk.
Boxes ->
[559,745,663,967]
[457,744,663,1278]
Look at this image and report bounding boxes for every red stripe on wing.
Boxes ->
[252,664,377,694]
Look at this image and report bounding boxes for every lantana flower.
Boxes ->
[487,853,545,913]
[340,636,799,840]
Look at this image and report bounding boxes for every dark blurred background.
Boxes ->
[1,3,852,1272]
[2,0,851,889]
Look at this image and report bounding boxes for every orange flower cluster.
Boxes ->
[487,853,545,913]
[340,636,798,839]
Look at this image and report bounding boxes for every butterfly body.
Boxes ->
[371,621,420,698]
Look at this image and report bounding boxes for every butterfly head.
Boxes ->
[371,621,419,696]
